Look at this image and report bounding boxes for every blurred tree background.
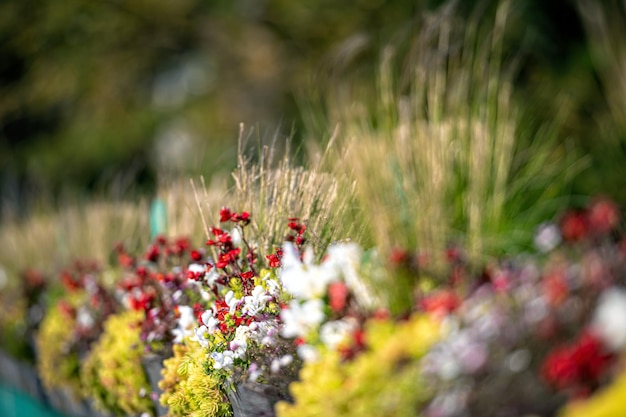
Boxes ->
[0,0,623,218]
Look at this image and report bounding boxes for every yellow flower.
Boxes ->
[276,314,440,417]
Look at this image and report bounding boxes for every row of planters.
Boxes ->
[3,198,626,417]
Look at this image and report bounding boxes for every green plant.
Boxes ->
[81,310,155,416]
[35,294,83,397]
[275,314,440,417]
[307,1,581,311]
[159,341,232,417]
[193,124,362,262]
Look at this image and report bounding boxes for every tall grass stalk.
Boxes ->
[0,199,149,290]
[325,1,579,289]
[578,0,626,130]
[194,123,362,260]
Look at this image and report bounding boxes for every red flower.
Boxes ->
[588,198,620,235]
[218,233,232,245]
[542,345,579,389]
[191,250,203,261]
[560,210,588,242]
[420,290,461,318]
[541,330,615,394]
[210,227,224,236]
[241,271,255,280]
[266,254,281,268]
[220,207,233,222]
[328,282,350,312]
[144,244,160,262]
[61,270,82,292]
[388,248,409,266]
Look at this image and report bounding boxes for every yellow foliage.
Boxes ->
[35,295,82,398]
[159,341,232,417]
[276,314,440,417]
[81,310,154,416]
[560,370,626,417]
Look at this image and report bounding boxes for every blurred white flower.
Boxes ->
[280,299,325,338]
[297,344,319,362]
[592,287,626,351]
[319,319,356,350]
[76,307,95,329]
[534,222,561,253]
[325,243,377,308]
[231,227,242,247]
[270,354,294,373]
[172,305,196,344]
[279,242,336,299]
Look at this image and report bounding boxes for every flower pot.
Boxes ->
[227,381,287,417]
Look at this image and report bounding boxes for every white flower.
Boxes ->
[270,354,293,373]
[205,268,220,287]
[534,222,562,253]
[248,363,261,382]
[280,299,325,338]
[178,306,195,329]
[319,319,356,350]
[76,307,95,329]
[592,287,626,351]
[264,278,281,297]
[279,242,337,299]
[296,344,319,362]
[230,325,251,359]
[231,227,242,247]
[225,291,241,314]
[201,309,220,334]
[242,286,272,317]
[172,305,196,343]
[248,319,279,346]
[326,243,378,309]
[211,351,234,370]
[192,326,209,348]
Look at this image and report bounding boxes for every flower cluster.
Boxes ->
[158,207,307,417]
[18,196,626,417]
[35,260,118,397]
[114,236,209,354]
[277,241,380,362]
[417,198,626,417]
[190,210,286,379]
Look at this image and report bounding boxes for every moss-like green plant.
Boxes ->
[276,314,440,417]
[159,341,232,417]
[35,294,82,398]
[81,310,154,416]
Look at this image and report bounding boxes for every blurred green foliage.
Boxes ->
[1,0,625,213]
